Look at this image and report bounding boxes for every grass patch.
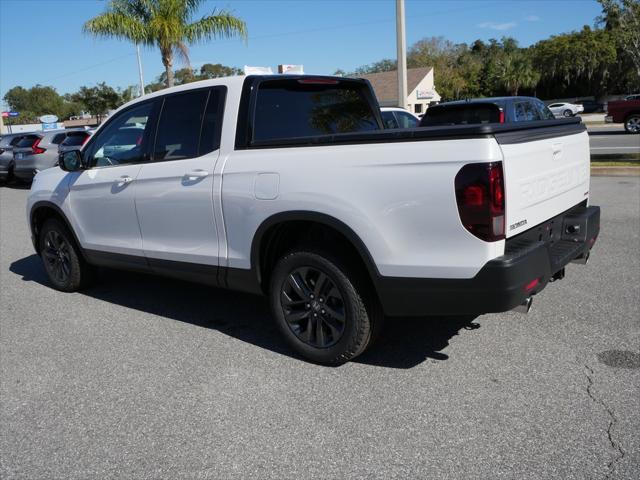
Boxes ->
[591,161,640,167]
[591,153,640,161]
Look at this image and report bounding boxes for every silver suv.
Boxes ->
[13,130,83,182]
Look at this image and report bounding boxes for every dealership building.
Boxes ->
[359,66,441,115]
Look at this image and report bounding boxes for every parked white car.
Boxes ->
[27,74,600,364]
[380,107,420,128]
[547,102,584,118]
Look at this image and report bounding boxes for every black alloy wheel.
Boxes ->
[280,266,346,348]
[39,218,94,292]
[42,230,72,284]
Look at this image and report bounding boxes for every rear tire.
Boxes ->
[563,109,573,117]
[624,114,640,134]
[39,218,94,292]
[269,250,382,365]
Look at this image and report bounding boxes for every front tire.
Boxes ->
[269,250,380,365]
[624,114,640,134]
[563,109,573,117]
[39,218,94,292]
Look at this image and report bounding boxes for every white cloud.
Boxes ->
[477,21,517,31]
[525,15,540,21]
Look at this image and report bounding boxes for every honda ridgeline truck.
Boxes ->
[27,75,600,364]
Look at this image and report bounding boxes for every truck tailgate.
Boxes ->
[497,129,590,238]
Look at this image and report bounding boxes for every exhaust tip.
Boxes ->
[512,297,533,314]
[572,252,590,265]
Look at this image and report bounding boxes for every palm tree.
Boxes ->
[495,51,540,96]
[84,0,247,88]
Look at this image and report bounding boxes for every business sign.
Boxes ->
[278,64,304,74]
[416,89,435,100]
[42,122,57,130]
[39,114,59,123]
[244,65,273,75]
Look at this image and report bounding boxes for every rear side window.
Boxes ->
[61,132,89,146]
[154,90,207,161]
[252,79,378,143]
[9,136,23,146]
[51,133,66,144]
[514,101,542,122]
[396,111,419,128]
[535,100,555,120]
[198,88,225,155]
[420,104,501,126]
[16,135,39,148]
[381,111,399,129]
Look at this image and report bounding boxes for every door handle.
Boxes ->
[116,175,133,185]
[184,169,209,179]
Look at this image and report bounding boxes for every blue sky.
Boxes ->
[0,0,604,102]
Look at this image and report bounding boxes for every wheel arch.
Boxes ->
[250,211,381,295]
[30,201,83,257]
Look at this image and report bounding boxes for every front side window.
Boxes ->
[252,79,378,143]
[396,111,419,128]
[85,102,153,168]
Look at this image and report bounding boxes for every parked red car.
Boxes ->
[605,98,640,133]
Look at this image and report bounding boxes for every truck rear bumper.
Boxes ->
[376,204,600,317]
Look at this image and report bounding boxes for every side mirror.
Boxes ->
[59,150,84,172]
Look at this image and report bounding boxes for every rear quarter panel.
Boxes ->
[222,138,505,279]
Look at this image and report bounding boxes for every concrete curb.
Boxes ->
[591,166,640,176]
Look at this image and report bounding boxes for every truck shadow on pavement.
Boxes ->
[10,254,481,369]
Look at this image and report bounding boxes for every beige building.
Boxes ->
[359,67,441,115]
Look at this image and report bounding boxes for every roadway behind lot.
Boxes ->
[588,124,640,156]
[1,178,638,479]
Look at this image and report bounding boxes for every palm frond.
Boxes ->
[83,11,150,45]
[174,41,191,67]
[184,9,247,44]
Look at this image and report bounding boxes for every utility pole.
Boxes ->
[136,45,145,97]
[396,0,408,110]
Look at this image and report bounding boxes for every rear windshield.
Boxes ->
[252,79,379,143]
[61,131,89,146]
[420,103,501,126]
[15,135,40,148]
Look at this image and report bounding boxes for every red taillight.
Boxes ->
[499,110,505,123]
[455,162,505,242]
[524,278,540,292]
[81,134,90,146]
[32,137,46,154]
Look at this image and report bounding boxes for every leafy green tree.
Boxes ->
[598,0,640,92]
[354,59,397,75]
[84,0,247,88]
[492,50,540,96]
[199,63,242,78]
[70,83,121,122]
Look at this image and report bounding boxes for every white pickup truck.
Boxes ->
[27,75,600,364]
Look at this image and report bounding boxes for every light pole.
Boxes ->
[136,45,145,97]
[396,0,408,110]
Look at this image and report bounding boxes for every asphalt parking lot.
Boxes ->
[1,177,639,479]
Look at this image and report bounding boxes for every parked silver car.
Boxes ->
[13,130,83,181]
[0,132,33,183]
